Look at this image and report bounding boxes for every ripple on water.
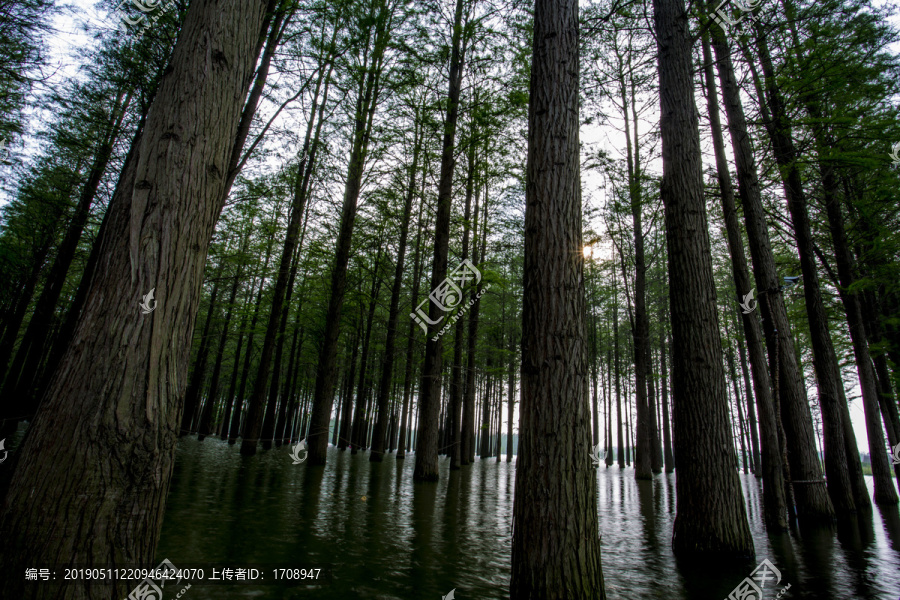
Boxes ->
[157,439,900,599]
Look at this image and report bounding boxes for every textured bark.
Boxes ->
[713,24,833,520]
[510,0,605,595]
[0,0,269,595]
[700,29,786,528]
[307,0,390,465]
[413,0,467,481]
[652,0,754,556]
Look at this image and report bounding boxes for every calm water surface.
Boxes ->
[157,438,900,599]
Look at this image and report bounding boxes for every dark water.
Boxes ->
[157,438,900,599]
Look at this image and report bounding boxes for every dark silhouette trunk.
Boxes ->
[510,0,606,593]
[182,273,222,434]
[371,111,423,462]
[652,0,754,555]
[700,28,787,527]
[413,0,467,481]
[307,0,390,465]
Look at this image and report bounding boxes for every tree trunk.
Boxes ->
[510,0,605,595]
[651,0,754,555]
[700,28,786,527]
[181,272,222,434]
[753,24,861,512]
[371,111,423,462]
[449,132,477,469]
[198,256,246,440]
[0,0,270,595]
[413,0,467,481]
[228,218,278,443]
[660,313,674,473]
[339,320,362,450]
[713,23,833,521]
[307,0,391,465]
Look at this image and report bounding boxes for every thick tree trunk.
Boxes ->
[0,0,269,595]
[652,0,754,556]
[510,0,605,595]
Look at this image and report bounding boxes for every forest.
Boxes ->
[0,0,898,597]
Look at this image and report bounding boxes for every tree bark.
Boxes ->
[713,22,833,520]
[753,24,860,512]
[510,0,605,595]
[652,0,754,555]
[0,0,269,595]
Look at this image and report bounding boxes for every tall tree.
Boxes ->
[0,0,272,595]
[651,0,754,555]
[510,0,606,596]
[306,0,393,465]
[413,0,469,480]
